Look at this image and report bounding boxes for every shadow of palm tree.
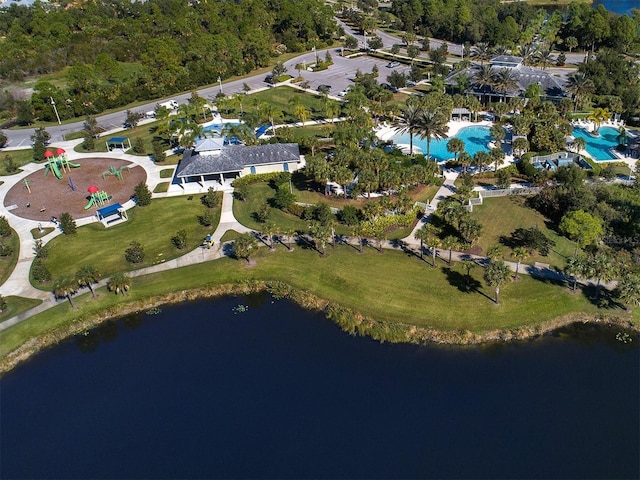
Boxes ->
[441,267,487,297]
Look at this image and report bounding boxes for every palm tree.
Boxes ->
[587,107,611,133]
[108,272,131,295]
[473,151,491,173]
[76,265,101,298]
[512,137,529,159]
[447,138,465,162]
[573,136,586,154]
[462,258,476,285]
[417,110,449,159]
[490,147,505,172]
[565,72,594,111]
[517,44,539,66]
[511,246,528,279]
[616,126,629,147]
[53,276,77,308]
[464,95,482,122]
[617,273,640,310]
[486,244,503,260]
[471,42,492,65]
[258,103,279,136]
[484,259,512,304]
[414,224,429,260]
[492,68,517,102]
[459,217,482,244]
[233,232,258,263]
[536,48,554,70]
[441,235,458,265]
[458,152,472,173]
[564,255,585,292]
[394,103,423,157]
[474,64,494,104]
[588,249,617,298]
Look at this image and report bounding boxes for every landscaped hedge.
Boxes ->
[232,172,291,188]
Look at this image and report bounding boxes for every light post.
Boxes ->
[50,97,61,125]
[217,76,223,94]
[313,45,318,66]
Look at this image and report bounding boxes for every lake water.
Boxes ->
[592,0,638,15]
[1,295,638,479]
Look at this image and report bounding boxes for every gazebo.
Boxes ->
[106,137,132,151]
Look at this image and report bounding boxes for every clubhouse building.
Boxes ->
[445,55,566,103]
[175,138,304,188]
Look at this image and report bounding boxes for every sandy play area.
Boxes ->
[4,158,146,221]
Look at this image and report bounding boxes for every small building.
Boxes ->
[175,140,304,187]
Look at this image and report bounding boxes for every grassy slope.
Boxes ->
[472,196,576,268]
[0,229,20,287]
[4,245,634,360]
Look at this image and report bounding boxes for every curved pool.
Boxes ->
[572,126,620,161]
[391,125,492,161]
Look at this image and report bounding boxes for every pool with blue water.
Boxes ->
[572,126,621,161]
[391,125,492,160]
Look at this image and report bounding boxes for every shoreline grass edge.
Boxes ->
[1,279,637,375]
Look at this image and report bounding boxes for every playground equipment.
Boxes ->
[201,234,215,249]
[102,165,130,181]
[43,148,81,179]
[23,179,31,193]
[84,185,111,210]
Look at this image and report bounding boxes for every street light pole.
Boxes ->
[50,97,61,125]
[217,76,223,94]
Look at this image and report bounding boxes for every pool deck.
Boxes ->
[375,120,493,142]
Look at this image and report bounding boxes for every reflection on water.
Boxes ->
[2,295,638,479]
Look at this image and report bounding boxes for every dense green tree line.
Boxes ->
[389,0,639,53]
[0,0,337,121]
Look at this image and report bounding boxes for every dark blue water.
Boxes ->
[593,0,638,15]
[1,295,639,479]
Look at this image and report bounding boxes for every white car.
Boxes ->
[338,87,351,97]
[386,61,400,68]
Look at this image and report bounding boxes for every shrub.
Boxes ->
[286,203,305,218]
[0,241,13,257]
[199,208,215,227]
[0,294,7,314]
[171,229,188,250]
[339,205,361,226]
[201,187,220,208]
[32,260,52,283]
[254,204,272,223]
[134,181,152,206]
[124,241,145,264]
[234,183,249,201]
[4,154,18,174]
[81,134,95,151]
[0,131,7,148]
[273,188,296,210]
[33,239,48,259]
[152,140,166,163]
[0,216,11,237]
[59,212,77,235]
[132,137,146,155]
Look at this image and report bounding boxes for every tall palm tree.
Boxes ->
[565,72,594,111]
[53,276,77,308]
[446,138,465,162]
[473,64,494,104]
[464,95,482,122]
[76,265,101,298]
[484,259,512,304]
[394,103,423,157]
[511,246,529,279]
[587,107,611,133]
[573,136,586,154]
[417,110,449,159]
[414,224,429,261]
[564,255,585,292]
[536,48,554,70]
[473,151,491,173]
[471,42,492,65]
[441,235,459,265]
[492,68,518,102]
[517,44,539,66]
[492,45,510,56]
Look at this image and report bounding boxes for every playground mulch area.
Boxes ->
[4,158,146,222]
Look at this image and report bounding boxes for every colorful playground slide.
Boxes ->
[84,196,96,210]
[67,161,81,168]
[50,162,63,179]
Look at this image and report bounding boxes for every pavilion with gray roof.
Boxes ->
[445,55,566,103]
[175,141,303,186]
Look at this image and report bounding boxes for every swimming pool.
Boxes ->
[572,126,620,161]
[391,125,492,161]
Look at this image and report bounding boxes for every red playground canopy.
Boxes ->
[55,148,65,154]
[44,150,54,158]
[87,185,99,194]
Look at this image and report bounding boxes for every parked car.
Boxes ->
[338,86,351,97]
[386,61,400,68]
[317,84,332,94]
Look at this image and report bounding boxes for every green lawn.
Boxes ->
[1,149,40,176]
[159,168,175,178]
[34,196,221,284]
[224,87,341,123]
[0,229,20,287]
[0,296,41,321]
[472,196,577,268]
[4,245,633,361]
[153,182,170,193]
